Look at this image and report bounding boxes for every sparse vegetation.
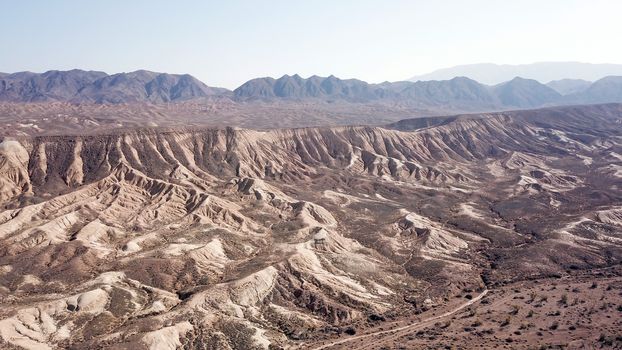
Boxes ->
[529,291,537,303]
[559,294,568,306]
[344,327,356,335]
[597,334,620,347]
[468,308,477,318]
[436,320,452,329]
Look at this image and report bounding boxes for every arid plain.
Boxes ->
[0,100,621,349]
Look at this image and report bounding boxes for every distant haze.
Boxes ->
[1,1,622,88]
[410,62,622,85]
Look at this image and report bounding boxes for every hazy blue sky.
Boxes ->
[1,0,621,88]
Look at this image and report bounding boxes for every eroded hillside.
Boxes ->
[0,104,621,349]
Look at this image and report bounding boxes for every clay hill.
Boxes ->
[0,103,621,349]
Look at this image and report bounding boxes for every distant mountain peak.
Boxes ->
[492,76,561,108]
[2,69,622,109]
[565,75,622,104]
[410,62,622,85]
[546,79,592,95]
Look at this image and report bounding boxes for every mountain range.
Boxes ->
[0,69,227,103]
[409,62,622,84]
[2,69,622,111]
[234,74,622,110]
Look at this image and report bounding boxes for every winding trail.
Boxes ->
[311,289,489,350]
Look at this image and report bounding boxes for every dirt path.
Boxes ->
[310,289,489,350]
